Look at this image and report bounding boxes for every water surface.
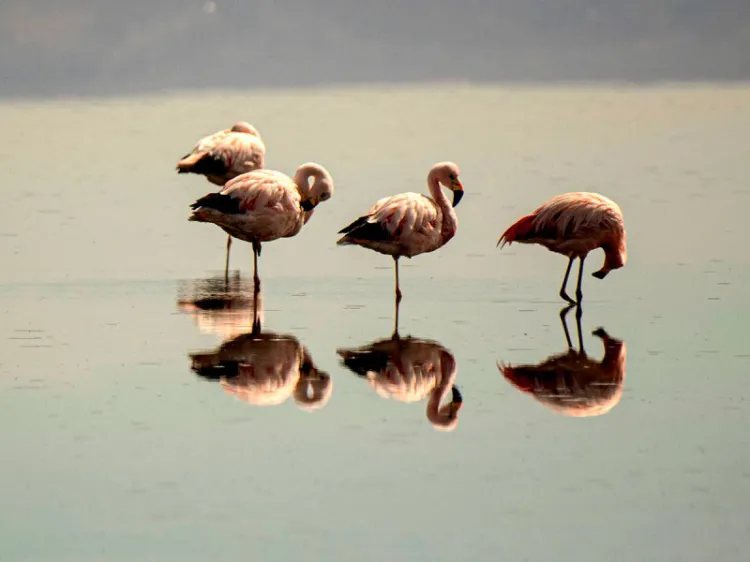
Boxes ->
[1,84,749,562]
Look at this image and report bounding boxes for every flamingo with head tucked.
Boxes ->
[336,162,464,302]
[189,163,334,290]
[177,121,267,275]
[498,192,627,304]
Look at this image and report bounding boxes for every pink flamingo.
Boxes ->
[497,192,627,303]
[336,162,464,301]
[176,121,267,274]
[188,163,334,290]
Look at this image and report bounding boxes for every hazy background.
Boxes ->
[2,0,750,99]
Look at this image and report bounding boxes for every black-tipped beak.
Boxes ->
[592,269,609,280]
[452,189,464,207]
[300,199,315,212]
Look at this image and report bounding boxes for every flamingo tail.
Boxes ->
[497,214,537,248]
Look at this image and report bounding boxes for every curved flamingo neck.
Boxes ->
[293,168,313,199]
[426,353,459,430]
[427,173,458,242]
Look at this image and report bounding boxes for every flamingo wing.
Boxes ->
[178,131,265,178]
[338,193,440,244]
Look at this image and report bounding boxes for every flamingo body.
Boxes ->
[188,163,334,288]
[176,121,266,186]
[498,192,627,302]
[337,162,464,299]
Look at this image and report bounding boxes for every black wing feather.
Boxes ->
[337,216,391,242]
[185,153,229,177]
[190,192,243,214]
[337,349,390,377]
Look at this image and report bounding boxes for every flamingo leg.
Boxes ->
[224,235,232,283]
[252,240,262,290]
[559,257,575,303]
[559,304,575,349]
[393,256,402,303]
[575,256,586,304]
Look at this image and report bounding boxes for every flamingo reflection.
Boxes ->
[337,315,462,431]
[499,305,626,418]
[184,283,331,412]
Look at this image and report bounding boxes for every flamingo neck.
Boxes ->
[427,174,458,242]
[293,169,313,199]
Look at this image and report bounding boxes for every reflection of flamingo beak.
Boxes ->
[450,385,463,415]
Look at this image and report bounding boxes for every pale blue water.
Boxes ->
[1,85,749,562]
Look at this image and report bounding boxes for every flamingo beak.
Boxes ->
[592,269,609,279]
[451,180,464,207]
[301,198,318,211]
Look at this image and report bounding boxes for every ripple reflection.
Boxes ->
[177,272,263,339]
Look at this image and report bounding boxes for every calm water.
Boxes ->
[1,84,750,561]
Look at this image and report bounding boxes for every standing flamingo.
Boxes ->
[497,192,627,304]
[188,163,334,290]
[176,121,267,275]
[336,162,464,301]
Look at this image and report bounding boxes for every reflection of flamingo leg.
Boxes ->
[559,304,575,349]
[392,294,401,339]
[251,287,261,335]
[575,304,585,355]
[575,256,586,304]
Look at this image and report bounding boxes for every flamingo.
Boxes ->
[337,319,463,431]
[336,162,464,301]
[498,306,626,418]
[189,293,332,412]
[177,121,267,275]
[497,192,627,304]
[188,163,334,290]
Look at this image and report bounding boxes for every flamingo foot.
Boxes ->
[559,289,575,304]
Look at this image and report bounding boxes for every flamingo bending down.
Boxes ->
[337,335,463,431]
[188,163,334,290]
[336,162,464,301]
[497,192,627,304]
[176,121,267,274]
[498,307,626,418]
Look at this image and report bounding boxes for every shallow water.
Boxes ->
[1,84,750,561]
